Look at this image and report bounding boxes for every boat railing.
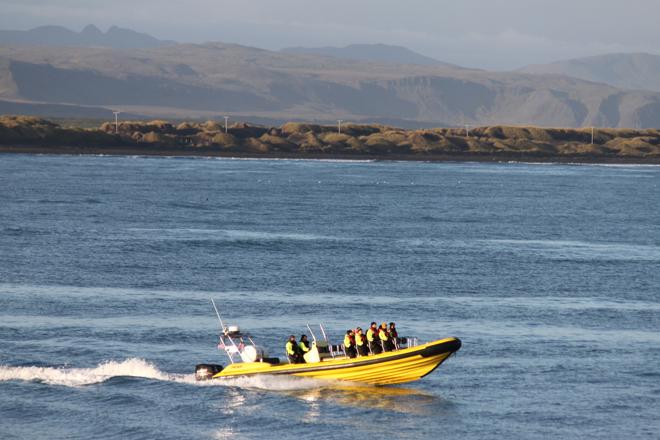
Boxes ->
[217,327,269,364]
[329,343,343,358]
[398,336,419,349]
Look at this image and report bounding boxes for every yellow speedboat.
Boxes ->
[196,305,461,386]
[207,337,460,385]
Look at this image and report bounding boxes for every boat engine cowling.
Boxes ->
[195,364,223,381]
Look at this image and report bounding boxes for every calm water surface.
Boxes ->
[1,155,659,439]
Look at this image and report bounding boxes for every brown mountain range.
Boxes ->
[1,37,660,128]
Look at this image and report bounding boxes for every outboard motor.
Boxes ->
[195,364,223,381]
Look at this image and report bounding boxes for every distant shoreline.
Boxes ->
[2,116,660,165]
[2,145,660,165]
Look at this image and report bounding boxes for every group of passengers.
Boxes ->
[343,322,399,359]
[285,334,311,364]
[285,322,399,363]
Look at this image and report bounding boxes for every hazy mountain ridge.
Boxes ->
[0,25,175,49]
[281,44,458,67]
[1,35,660,128]
[520,53,660,93]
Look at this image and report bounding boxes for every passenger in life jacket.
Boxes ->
[299,335,310,354]
[286,334,305,364]
[343,330,357,358]
[366,322,382,354]
[379,322,394,352]
[389,322,399,349]
[354,327,368,357]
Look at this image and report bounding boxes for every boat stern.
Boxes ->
[195,363,224,381]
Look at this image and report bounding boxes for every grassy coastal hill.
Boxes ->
[1,115,659,162]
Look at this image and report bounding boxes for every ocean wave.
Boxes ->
[578,163,660,168]
[446,294,660,312]
[124,228,341,242]
[1,226,47,236]
[216,157,375,163]
[481,239,660,261]
[396,237,660,261]
[502,161,660,169]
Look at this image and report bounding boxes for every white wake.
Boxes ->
[0,358,331,390]
[0,358,175,387]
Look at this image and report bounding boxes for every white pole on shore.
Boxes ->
[337,119,343,134]
[224,116,229,133]
[112,111,121,134]
[465,124,470,138]
[591,127,594,145]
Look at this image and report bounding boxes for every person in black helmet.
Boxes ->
[285,334,304,364]
[355,327,368,357]
[366,321,381,354]
[389,322,399,349]
[299,334,310,354]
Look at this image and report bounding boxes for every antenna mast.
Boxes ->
[211,299,226,333]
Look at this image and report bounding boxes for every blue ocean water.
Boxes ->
[1,154,659,439]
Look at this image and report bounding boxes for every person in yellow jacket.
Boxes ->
[285,334,304,363]
[366,322,381,354]
[343,330,357,358]
[299,335,310,354]
[354,327,368,357]
[379,322,393,352]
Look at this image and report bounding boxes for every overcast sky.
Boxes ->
[1,0,658,70]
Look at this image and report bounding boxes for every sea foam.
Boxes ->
[0,358,172,387]
[0,358,330,390]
